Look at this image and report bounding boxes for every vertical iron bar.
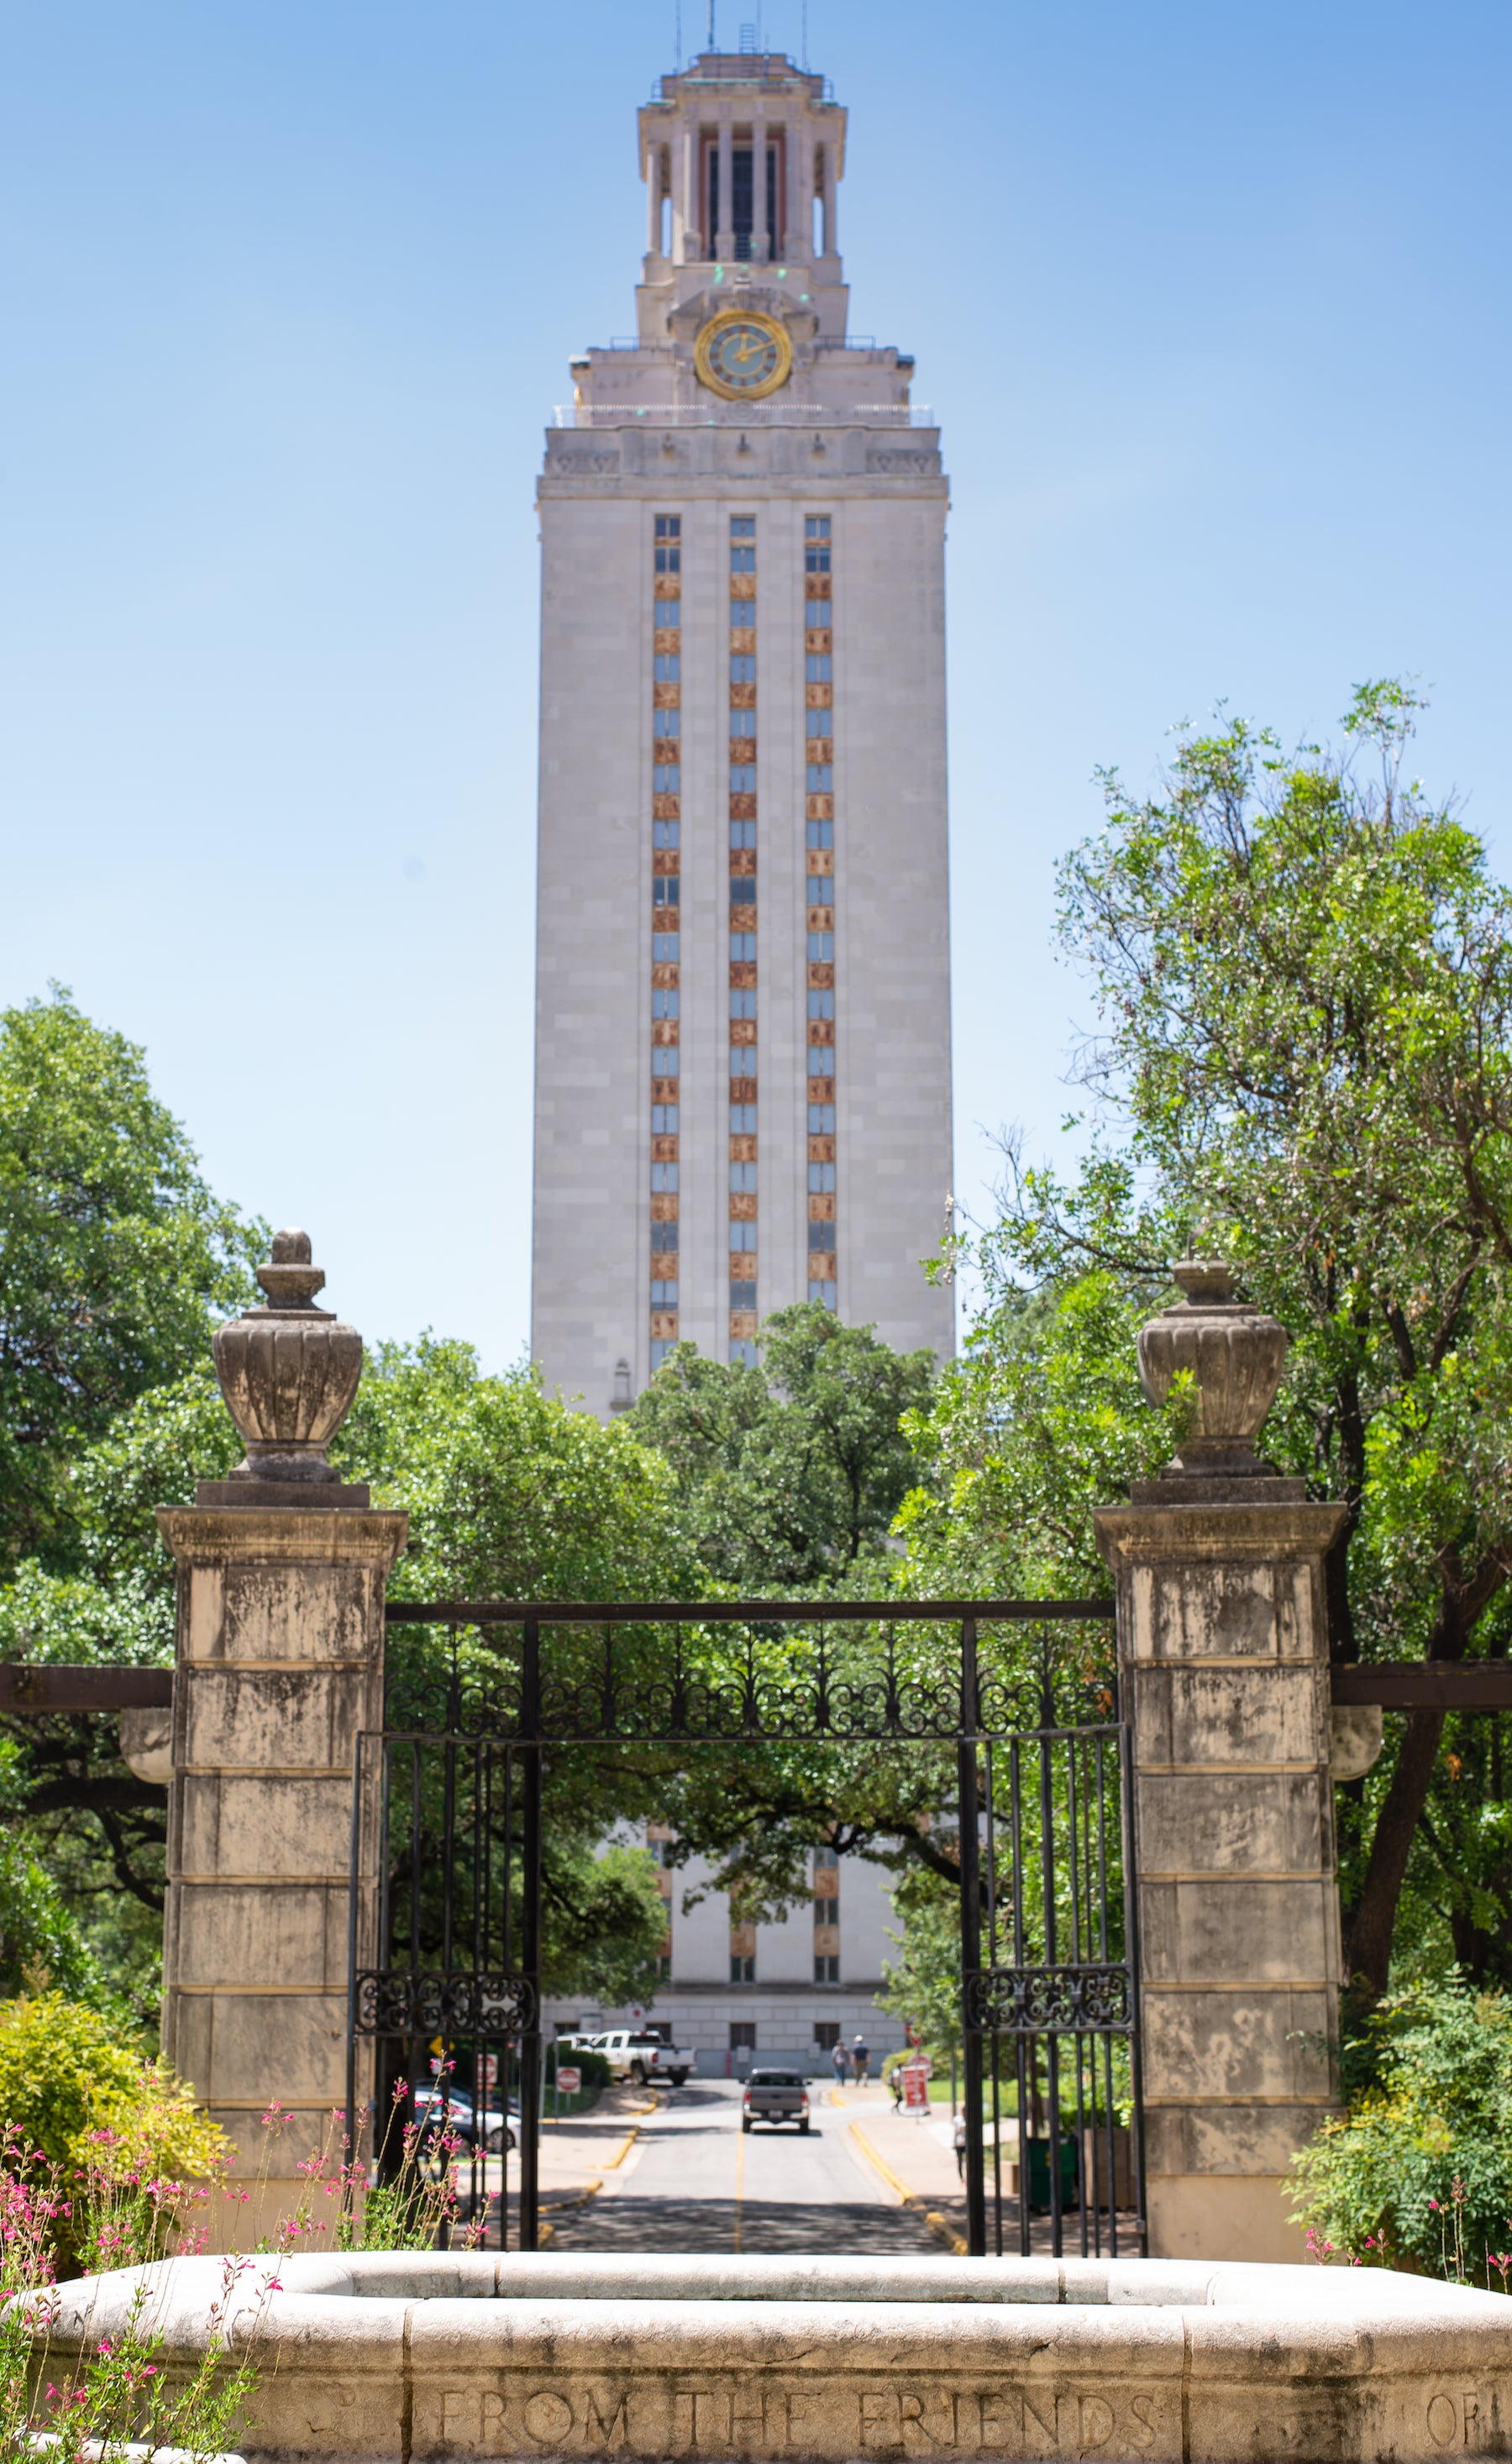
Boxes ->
[520,1620,543,2251]
[344,1731,364,2178]
[984,1741,1002,2255]
[1008,1733,1029,2256]
[958,1618,986,2257]
[1117,1714,1148,2255]
[1041,1729,1062,2256]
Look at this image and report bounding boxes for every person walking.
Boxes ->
[953,2109,967,2180]
[830,2040,848,2090]
[851,2033,869,2085]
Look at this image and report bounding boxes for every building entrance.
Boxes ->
[346,1600,1145,2259]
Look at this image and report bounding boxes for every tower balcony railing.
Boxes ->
[550,401,935,429]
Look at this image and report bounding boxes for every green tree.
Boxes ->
[627,1304,937,1589]
[957,682,1512,2006]
[0,989,260,1568]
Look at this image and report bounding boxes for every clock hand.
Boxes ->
[733,334,759,362]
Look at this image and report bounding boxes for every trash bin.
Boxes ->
[1026,2136,1079,2214]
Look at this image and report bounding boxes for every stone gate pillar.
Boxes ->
[156,1231,407,2245]
[1094,1262,1347,2264]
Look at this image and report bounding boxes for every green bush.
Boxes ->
[0,1989,225,2269]
[1285,1980,1512,2277]
[546,2043,612,2088]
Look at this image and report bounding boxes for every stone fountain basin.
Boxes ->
[45,2251,1512,2464]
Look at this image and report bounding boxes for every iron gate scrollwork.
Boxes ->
[347,1600,1145,2259]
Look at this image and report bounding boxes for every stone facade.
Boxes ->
[1095,1265,1347,2262]
[156,1233,406,2242]
[54,2251,1512,2464]
[532,50,953,1413]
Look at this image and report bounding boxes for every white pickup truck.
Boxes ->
[577,2028,694,2088]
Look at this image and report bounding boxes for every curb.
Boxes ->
[926,2207,969,2256]
[848,2119,923,2209]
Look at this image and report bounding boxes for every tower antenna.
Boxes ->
[707,0,715,47]
[675,0,681,68]
[801,0,808,68]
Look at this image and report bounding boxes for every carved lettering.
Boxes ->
[1462,2393,1481,2447]
[441,2390,472,2446]
[861,2390,900,2447]
[480,2389,512,2449]
[522,2393,575,2447]
[582,2393,630,2451]
[731,2391,767,2446]
[671,2391,696,2451]
[900,2393,927,2447]
[978,2393,1011,2451]
[1429,2398,1459,2449]
[1021,2393,1058,2451]
[1129,2396,1159,2451]
[786,2391,816,2447]
[1078,2398,1115,2455]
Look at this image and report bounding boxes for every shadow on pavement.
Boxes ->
[545,2195,942,2256]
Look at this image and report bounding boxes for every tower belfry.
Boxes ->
[531,53,953,1410]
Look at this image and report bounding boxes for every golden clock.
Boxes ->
[694,308,792,401]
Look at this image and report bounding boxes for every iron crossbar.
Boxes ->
[350,1597,1142,2263]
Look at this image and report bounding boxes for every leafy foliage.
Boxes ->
[339,1337,698,1603]
[1284,1980,1512,2277]
[0,989,260,1569]
[626,1305,935,1589]
[929,684,1512,2004]
[0,1990,224,2191]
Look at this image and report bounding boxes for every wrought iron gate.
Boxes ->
[346,1600,1145,2258]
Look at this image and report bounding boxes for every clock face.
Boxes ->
[695,310,792,401]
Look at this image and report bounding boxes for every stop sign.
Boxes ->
[556,2065,582,2095]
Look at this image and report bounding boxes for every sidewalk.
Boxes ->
[833,2086,969,2245]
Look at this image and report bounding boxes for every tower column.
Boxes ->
[717,119,734,259]
[680,122,700,260]
[784,115,804,257]
[646,144,661,253]
[822,142,838,256]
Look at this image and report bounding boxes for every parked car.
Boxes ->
[412,2084,517,2154]
[742,2070,811,2134]
[583,2029,694,2088]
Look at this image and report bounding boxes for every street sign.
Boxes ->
[556,2065,581,2096]
[901,2062,930,2112]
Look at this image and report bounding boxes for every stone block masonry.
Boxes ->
[51,2251,1512,2464]
[1095,1263,1347,2262]
[155,1231,407,2246]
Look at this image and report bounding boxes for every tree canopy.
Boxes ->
[626,1303,935,1589]
[0,989,260,1569]
[910,682,1512,2008]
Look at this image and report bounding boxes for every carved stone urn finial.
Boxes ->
[1137,1258,1289,1479]
[212,1228,364,1488]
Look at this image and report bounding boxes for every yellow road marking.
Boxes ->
[848,2118,921,2207]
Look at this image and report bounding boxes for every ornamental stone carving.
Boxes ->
[212,1228,363,1486]
[1137,1258,1289,1476]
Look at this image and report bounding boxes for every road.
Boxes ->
[544,2079,942,2256]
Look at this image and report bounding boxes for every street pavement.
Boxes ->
[541,2079,946,2256]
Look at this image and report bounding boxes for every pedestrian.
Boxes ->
[953,2109,967,2180]
[851,2033,869,2085]
[889,2064,903,2112]
[830,2040,848,2089]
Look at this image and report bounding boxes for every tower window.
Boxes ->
[732,145,753,260]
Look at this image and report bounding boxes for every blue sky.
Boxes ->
[3,1,1509,1371]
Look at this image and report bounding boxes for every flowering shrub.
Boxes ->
[0,1992,223,2178]
[1285,1980,1512,2279]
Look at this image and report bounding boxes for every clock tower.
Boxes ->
[531,50,953,1411]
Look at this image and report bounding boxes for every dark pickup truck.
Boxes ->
[741,2068,811,2134]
